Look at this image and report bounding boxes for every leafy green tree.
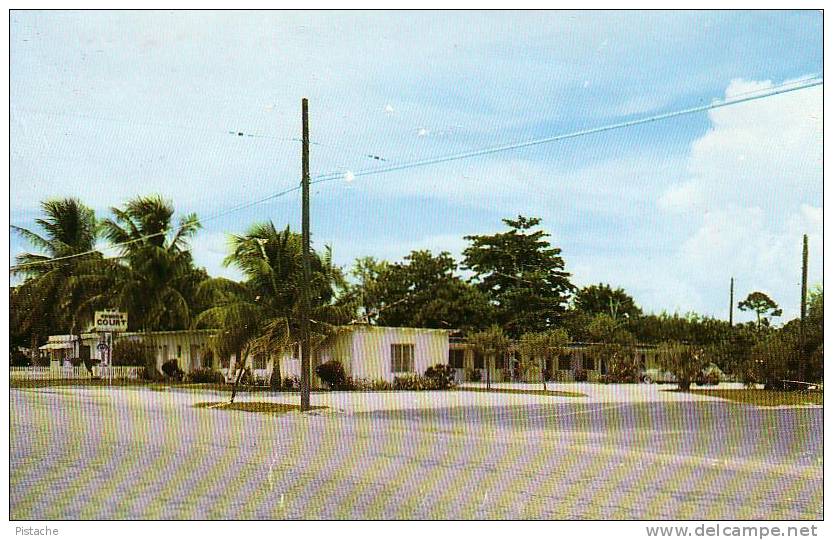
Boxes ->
[586,313,638,382]
[463,216,573,337]
[517,329,569,390]
[196,222,350,399]
[656,341,708,390]
[467,325,510,390]
[738,291,782,331]
[95,195,204,332]
[573,283,642,320]
[749,330,799,389]
[344,256,389,323]
[11,198,103,360]
[369,250,494,332]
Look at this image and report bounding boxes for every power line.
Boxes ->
[310,77,822,185]
[9,76,821,272]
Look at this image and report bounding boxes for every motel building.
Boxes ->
[39,324,660,386]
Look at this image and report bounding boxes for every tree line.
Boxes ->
[10,196,823,387]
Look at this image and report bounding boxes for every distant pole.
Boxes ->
[729,277,734,327]
[799,234,808,381]
[300,98,311,411]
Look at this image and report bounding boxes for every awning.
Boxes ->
[39,342,73,350]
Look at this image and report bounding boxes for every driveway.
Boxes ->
[10,385,822,520]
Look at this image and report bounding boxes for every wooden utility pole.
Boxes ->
[729,277,734,327]
[799,234,808,381]
[300,98,312,411]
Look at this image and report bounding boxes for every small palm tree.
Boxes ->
[196,222,350,402]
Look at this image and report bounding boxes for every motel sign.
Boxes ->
[93,310,128,333]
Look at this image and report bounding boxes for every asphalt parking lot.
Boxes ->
[10,385,822,520]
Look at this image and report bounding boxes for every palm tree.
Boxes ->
[11,198,103,361]
[93,195,203,332]
[196,222,350,401]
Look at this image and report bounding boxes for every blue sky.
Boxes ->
[9,10,823,322]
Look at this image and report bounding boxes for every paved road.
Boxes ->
[10,386,822,520]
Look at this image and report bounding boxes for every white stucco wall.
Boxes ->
[349,326,449,381]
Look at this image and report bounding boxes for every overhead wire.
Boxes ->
[10,76,822,272]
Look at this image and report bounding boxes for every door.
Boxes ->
[190,345,202,370]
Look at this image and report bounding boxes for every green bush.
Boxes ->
[424,364,456,389]
[351,377,394,391]
[282,376,300,390]
[315,360,352,390]
[466,368,482,382]
[573,368,588,382]
[161,359,184,381]
[187,368,225,384]
[393,374,443,391]
[112,339,154,367]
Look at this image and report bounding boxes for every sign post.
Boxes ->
[94,310,128,385]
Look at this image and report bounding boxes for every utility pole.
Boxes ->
[799,234,808,382]
[300,98,312,411]
[729,277,734,327]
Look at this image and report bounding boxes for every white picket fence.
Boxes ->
[10,366,143,381]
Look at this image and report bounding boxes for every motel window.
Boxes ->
[582,354,595,371]
[253,354,267,370]
[177,345,182,358]
[473,352,484,369]
[449,349,465,369]
[391,344,415,373]
[558,352,572,371]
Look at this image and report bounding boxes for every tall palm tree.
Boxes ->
[92,195,203,332]
[11,198,103,361]
[196,222,350,400]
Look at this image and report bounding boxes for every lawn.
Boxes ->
[193,401,327,414]
[686,388,823,406]
[457,386,587,398]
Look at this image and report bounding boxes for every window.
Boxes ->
[558,352,572,371]
[391,344,415,373]
[253,354,267,370]
[449,349,465,369]
[177,345,182,358]
[473,351,484,369]
[582,353,595,371]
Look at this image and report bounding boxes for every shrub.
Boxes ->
[393,374,442,391]
[282,376,300,390]
[112,339,154,367]
[161,359,185,381]
[315,360,351,390]
[573,368,588,382]
[187,368,225,384]
[466,368,482,382]
[424,364,456,389]
[351,377,394,391]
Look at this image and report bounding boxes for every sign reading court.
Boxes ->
[94,310,128,332]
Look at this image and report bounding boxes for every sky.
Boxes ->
[9,10,823,323]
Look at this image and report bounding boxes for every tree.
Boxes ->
[463,216,573,338]
[344,256,389,323]
[368,250,494,332]
[196,222,350,400]
[95,195,204,332]
[738,291,782,331]
[586,314,638,382]
[11,198,103,360]
[573,283,642,320]
[516,329,569,390]
[467,325,510,390]
[656,341,708,391]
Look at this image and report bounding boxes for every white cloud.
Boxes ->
[656,77,822,320]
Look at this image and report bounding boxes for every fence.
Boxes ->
[10,366,144,381]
